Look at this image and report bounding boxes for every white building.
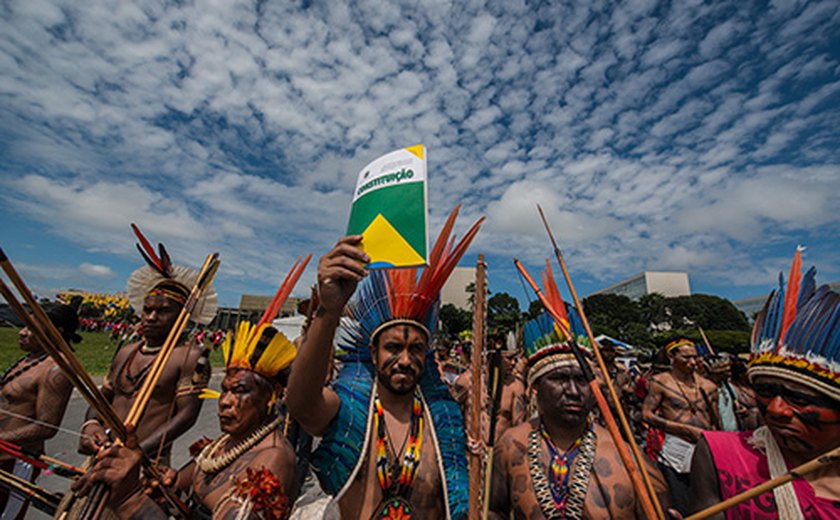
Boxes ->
[441,266,475,310]
[591,272,691,300]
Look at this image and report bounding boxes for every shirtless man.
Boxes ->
[79,230,215,464]
[0,304,79,519]
[596,339,634,426]
[490,323,668,519]
[642,338,718,514]
[287,219,479,519]
[74,269,303,519]
[450,339,528,443]
[689,262,840,518]
[729,357,762,430]
[74,349,298,519]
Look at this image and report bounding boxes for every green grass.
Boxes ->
[0,327,227,376]
[1,326,117,376]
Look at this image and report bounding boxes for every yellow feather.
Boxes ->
[221,332,232,366]
[229,321,254,369]
[199,388,221,400]
[253,330,297,377]
[245,323,272,362]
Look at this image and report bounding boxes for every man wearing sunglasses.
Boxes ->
[688,257,840,518]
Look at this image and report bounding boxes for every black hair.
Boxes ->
[44,304,82,344]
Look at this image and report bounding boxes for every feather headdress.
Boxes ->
[312,208,478,517]
[125,223,218,325]
[340,205,484,358]
[222,255,311,380]
[749,247,840,401]
[522,261,588,386]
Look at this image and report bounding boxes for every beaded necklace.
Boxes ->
[540,419,592,514]
[0,354,48,388]
[195,415,282,475]
[373,391,423,507]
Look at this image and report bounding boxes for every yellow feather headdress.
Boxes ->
[222,255,311,380]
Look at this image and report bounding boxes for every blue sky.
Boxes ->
[1,0,838,311]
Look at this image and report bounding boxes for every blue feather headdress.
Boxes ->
[522,261,590,386]
[314,206,483,519]
[338,205,484,359]
[749,248,840,401]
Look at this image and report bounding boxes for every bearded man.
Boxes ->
[286,208,481,519]
[79,226,216,465]
[689,255,840,518]
[642,338,719,514]
[73,263,305,519]
[489,312,668,519]
[0,304,80,519]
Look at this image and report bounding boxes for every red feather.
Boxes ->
[778,247,803,346]
[157,243,172,277]
[388,206,484,322]
[131,223,165,275]
[256,254,312,329]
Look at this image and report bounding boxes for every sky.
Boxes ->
[1,0,838,312]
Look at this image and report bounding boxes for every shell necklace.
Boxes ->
[195,416,282,475]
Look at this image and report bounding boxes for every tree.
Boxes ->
[664,295,749,332]
[526,299,545,320]
[439,304,472,337]
[581,293,641,338]
[638,293,668,330]
[488,292,521,334]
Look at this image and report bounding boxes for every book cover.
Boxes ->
[346,145,428,268]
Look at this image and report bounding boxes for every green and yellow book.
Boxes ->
[346,145,428,268]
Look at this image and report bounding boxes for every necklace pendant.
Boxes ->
[376,496,413,519]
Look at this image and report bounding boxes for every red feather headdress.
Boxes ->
[344,205,484,354]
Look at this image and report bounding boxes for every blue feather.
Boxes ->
[798,266,817,310]
[806,289,840,360]
[761,288,782,349]
[800,286,833,356]
[568,304,586,338]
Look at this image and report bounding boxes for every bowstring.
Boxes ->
[0,408,96,441]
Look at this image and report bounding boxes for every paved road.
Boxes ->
[30,373,224,519]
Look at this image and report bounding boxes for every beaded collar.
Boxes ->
[374,390,424,499]
[195,416,282,475]
[528,422,596,519]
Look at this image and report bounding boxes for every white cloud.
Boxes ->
[0,0,837,303]
[79,262,114,278]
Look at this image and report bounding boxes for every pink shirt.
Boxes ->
[703,431,840,519]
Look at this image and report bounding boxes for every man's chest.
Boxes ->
[659,380,710,416]
[355,415,444,516]
[0,372,41,407]
[191,466,242,515]
[112,349,183,397]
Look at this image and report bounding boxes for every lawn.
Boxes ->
[0,326,226,376]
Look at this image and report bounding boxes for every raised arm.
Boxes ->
[285,236,368,436]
